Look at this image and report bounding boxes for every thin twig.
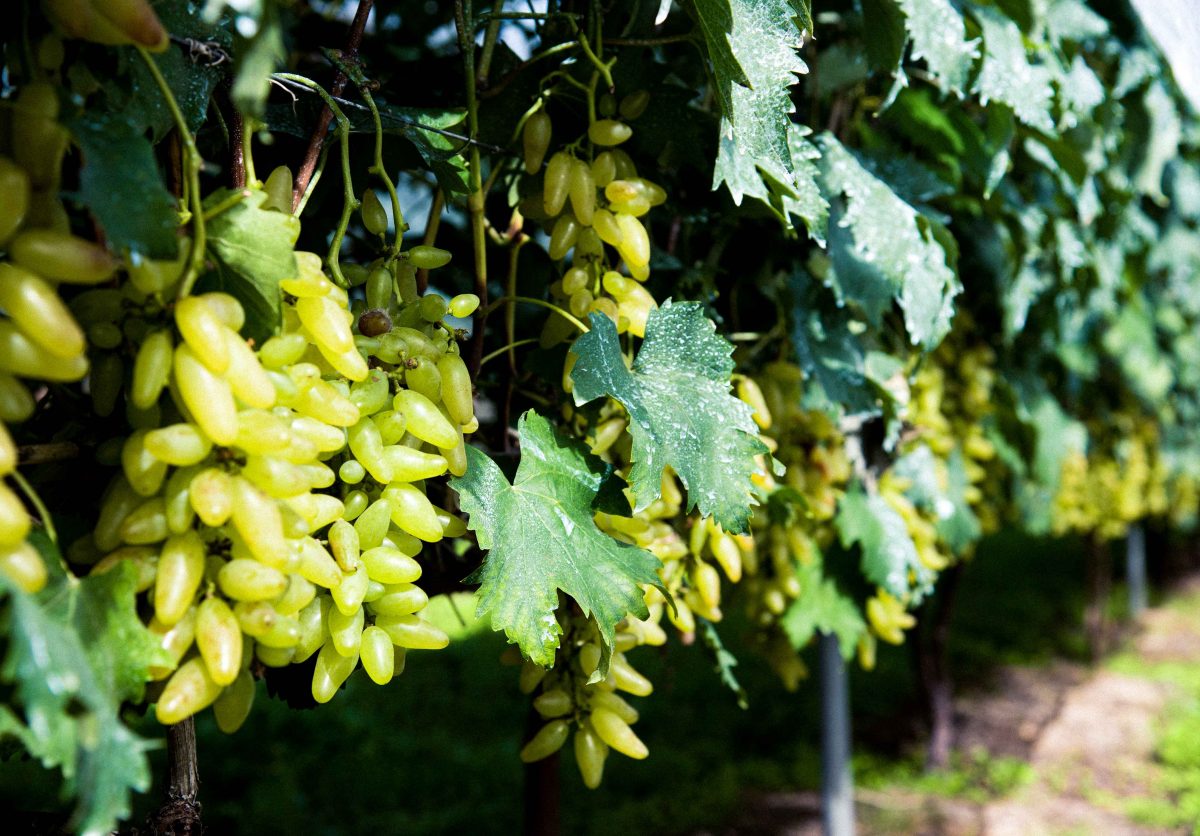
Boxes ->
[291,0,375,212]
[17,442,82,465]
[416,188,445,295]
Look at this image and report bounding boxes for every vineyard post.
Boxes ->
[819,631,855,836]
[1126,525,1148,617]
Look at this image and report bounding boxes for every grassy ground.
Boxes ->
[0,529,1136,834]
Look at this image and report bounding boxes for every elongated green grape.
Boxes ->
[393,389,459,448]
[568,159,596,225]
[589,708,648,759]
[574,724,608,789]
[523,110,552,174]
[213,669,256,733]
[361,188,388,235]
[360,625,395,684]
[543,152,573,216]
[408,245,452,270]
[196,597,242,686]
[588,119,632,146]
[156,657,223,724]
[520,720,570,762]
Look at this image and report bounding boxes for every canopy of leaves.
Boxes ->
[837,486,933,598]
[570,302,769,534]
[451,412,661,678]
[780,557,867,660]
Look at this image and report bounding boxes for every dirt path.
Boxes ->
[704,576,1200,836]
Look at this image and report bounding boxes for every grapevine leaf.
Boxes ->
[125,0,230,142]
[837,486,933,598]
[569,302,769,534]
[698,619,749,709]
[782,125,829,243]
[971,5,1055,132]
[63,112,178,261]
[221,1,287,118]
[1045,0,1109,45]
[693,0,809,204]
[0,555,164,836]
[1132,82,1182,203]
[375,105,471,195]
[818,135,960,347]
[781,558,866,660]
[861,0,907,73]
[451,412,661,677]
[201,187,301,344]
[786,270,883,418]
[895,0,979,97]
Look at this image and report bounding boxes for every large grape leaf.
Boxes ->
[0,546,167,836]
[971,5,1055,132]
[693,0,809,205]
[837,486,933,598]
[896,0,979,96]
[569,302,769,534]
[64,112,179,261]
[781,558,866,660]
[200,187,300,343]
[818,135,960,348]
[451,412,661,677]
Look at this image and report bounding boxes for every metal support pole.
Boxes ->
[820,632,855,836]
[1127,524,1148,617]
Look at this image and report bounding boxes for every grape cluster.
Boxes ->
[72,186,479,729]
[514,608,656,788]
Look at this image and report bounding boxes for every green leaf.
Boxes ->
[818,135,960,347]
[223,2,286,118]
[63,112,179,260]
[125,0,230,142]
[896,0,979,96]
[971,5,1055,132]
[786,270,883,418]
[1133,82,1182,203]
[694,0,809,204]
[861,0,907,73]
[780,557,866,660]
[892,445,981,554]
[0,554,165,836]
[570,302,769,534]
[698,619,749,708]
[1045,0,1109,44]
[781,125,829,243]
[376,105,471,195]
[837,486,933,598]
[201,187,300,344]
[451,412,661,677]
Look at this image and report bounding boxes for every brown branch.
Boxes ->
[602,32,694,47]
[150,718,202,835]
[18,442,82,466]
[290,0,375,212]
[228,96,246,189]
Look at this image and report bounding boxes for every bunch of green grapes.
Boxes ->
[512,607,657,788]
[907,334,1006,535]
[739,361,856,686]
[71,185,478,731]
[520,89,660,346]
[0,78,128,594]
[1050,413,1170,540]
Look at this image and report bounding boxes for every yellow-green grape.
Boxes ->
[543,152,573,216]
[568,159,596,225]
[172,344,238,445]
[418,293,449,323]
[262,165,294,213]
[0,263,84,358]
[328,605,365,657]
[614,214,650,268]
[0,373,35,423]
[548,214,581,260]
[533,689,573,718]
[589,708,648,759]
[0,484,31,548]
[392,389,459,448]
[523,110,552,174]
[0,157,31,245]
[588,119,632,146]
[520,719,570,762]
[218,558,288,602]
[574,724,608,789]
[0,320,89,381]
[312,640,359,704]
[405,356,442,401]
[382,483,443,542]
[408,245,452,270]
[359,545,422,584]
[144,424,212,466]
[11,83,68,189]
[448,293,479,318]
[367,583,428,616]
[9,229,118,284]
[591,152,616,188]
[189,467,233,527]
[611,654,653,696]
[125,329,167,412]
[437,354,474,425]
[212,669,256,733]
[360,624,395,684]
[382,445,449,481]
[196,597,242,686]
[361,188,388,236]
[366,265,394,310]
[348,418,393,483]
[354,499,392,549]
[154,532,206,626]
[156,657,223,724]
[296,296,354,354]
[618,90,650,120]
[176,295,231,373]
[375,614,449,650]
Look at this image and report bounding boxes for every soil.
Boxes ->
[696,576,1200,836]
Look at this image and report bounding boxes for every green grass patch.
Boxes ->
[856,747,1033,804]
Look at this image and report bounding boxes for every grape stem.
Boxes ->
[354,84,406,257]
[479,338,539,369]
[416,188,445,295]
[135,47,206,300]
[482,296,590,334]
[9,471,57,545]
[291,0,375,210]
[275,73,358,288]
